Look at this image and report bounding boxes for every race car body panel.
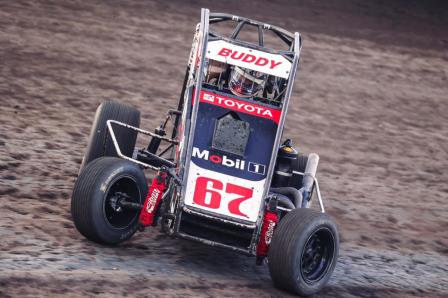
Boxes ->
[206,40,292,78]
[183,89,281,223]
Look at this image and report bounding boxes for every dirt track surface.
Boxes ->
[1,1,447,297]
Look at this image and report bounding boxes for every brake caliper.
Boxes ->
[139,170,168,227]
[256,196,279,264]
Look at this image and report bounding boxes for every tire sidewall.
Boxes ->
[268,209,339,296]
[89,160,147,244]
[290,215,339,295]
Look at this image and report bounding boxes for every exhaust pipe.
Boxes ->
[299,153,319,208]
[270,187,302,209]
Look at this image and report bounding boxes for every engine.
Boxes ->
[271,139,308,190]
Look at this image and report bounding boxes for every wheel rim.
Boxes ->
[103,176,141,229]
[300,227,335,284]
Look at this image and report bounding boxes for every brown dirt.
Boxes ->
[0,0,447,297]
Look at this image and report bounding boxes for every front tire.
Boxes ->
[71,157,148,245]
[268,208,339,296]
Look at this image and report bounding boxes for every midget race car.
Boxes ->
[71,9,339,296]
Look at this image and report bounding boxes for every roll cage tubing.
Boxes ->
[173,9,303,254]
[209,12,299,52]
[171,11,301,140]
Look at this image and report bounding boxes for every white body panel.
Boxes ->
[184,162,265,223]
[206,40,291,79]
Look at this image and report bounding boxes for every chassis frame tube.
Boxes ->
[248,32,302,254]
[106,119,177,171]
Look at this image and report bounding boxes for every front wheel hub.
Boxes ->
[300,227,335,284]
[104,177,141,229]
[109,193,125,212]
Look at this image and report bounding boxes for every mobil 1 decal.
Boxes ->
[190,89,280,182]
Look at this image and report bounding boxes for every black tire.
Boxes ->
[268,208,339,296]
[71,157,148,245]
[80,101,140,170]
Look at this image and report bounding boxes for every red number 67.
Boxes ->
[193,176,253,218]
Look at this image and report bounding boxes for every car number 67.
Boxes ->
[193,176,253,218]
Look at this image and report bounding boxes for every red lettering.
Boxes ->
[226,183,253,218]
[209,155,222,164]
[270,60,282,69]
[230,51,244,60]
[192,176,254,217]
[242,54,256,63]
[254,57,269,66]
[216,48,284,73]
[193,177,223,209]
[218,48,231,57]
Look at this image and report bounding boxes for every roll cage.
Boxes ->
[179,7,301,232]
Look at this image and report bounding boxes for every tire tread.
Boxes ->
[71,157,147,245]
[268,208,339,296]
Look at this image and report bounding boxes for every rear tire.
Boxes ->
[80,101,140,170]
[268,208,339,296]
[71,157,148,245]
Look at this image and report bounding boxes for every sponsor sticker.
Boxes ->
[206,40,291,78]
[192,147,266,175]
[199,90,281,123]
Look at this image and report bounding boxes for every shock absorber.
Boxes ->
[147,125,166,154]
[256,196,279,265]
[147,112,172,154]
[139,169,168,227]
